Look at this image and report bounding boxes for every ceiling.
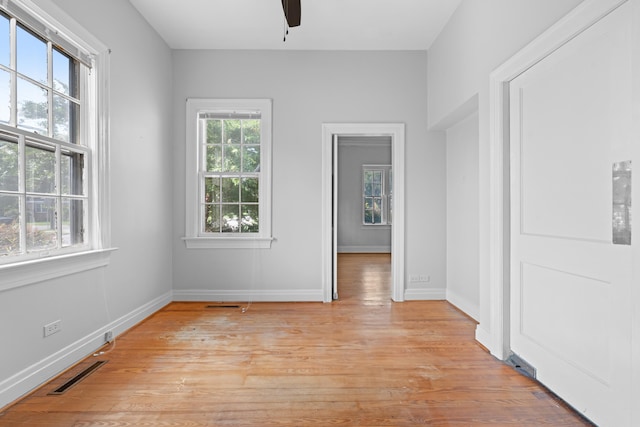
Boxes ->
[128,0,462,50]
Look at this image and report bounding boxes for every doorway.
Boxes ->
[321,123,405,303]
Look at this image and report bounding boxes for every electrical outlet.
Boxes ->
[409,275,420,283]
[44,320,61,337]
[419,275,430,283]
[105,331,113,343]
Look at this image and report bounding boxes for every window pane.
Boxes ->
[26,196,56,251]
[243,120,260,144]
[373,183,382,197]
[364,209,372,224]
[0,194,19,255]
[0,14,8,67]
[241,204,259,232]
[0,69,9,125]
[60,152,84,196]
[223,144,240,172]
[205,145,222,172]
[204,177,220,203]
[16,26,47,85]
[242,145,260,172]
[26,144,55,193]
[0,139,19,191]
[241,178,258,203]
[221,205,240,233]
[373,198,382,223]
[223,120,241,144]
[17,77,48,134]
[206,119,222,144]
[53,49,73,96]
[61,198,84,247]
[53,95,78,143]
[221,178,239,203]
[204,204,220,232]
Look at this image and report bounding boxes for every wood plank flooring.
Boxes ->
[0,254,593,426]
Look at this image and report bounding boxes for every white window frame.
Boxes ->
[184,98,273,249]
[0,0,113,292]
[362,164,392,226]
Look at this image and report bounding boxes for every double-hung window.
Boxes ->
[0,1,110,285]
[184,99,272,249]
[363,165,392,225]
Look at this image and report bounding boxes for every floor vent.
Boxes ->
[506,353,536,379]
[206,304,240,309]
[49,360,108,395]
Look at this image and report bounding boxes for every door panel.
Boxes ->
[510,3,633,425]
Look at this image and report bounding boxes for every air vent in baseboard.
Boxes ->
[49,360,108,395]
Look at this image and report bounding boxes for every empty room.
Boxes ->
[0,0,639,425]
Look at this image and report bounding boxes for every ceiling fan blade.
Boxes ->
[281,0,301,27]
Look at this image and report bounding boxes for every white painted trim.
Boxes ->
[404,288,446,300]
[321,123,405,303]
[446,289,479,322]
[173,289,324,302]
[183,237,273,249]
[0,248,117,292]
[484,0,629,360]
[0,291,172,410]
[338,246,391,253]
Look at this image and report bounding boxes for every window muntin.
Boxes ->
[185,99,272,248]
[0,6,90,263]
[363,165,392,226]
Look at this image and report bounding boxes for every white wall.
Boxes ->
[0,0,174,408]
[337,139,391,253]
[172,50,447,300]
[428,0,583,339]
[446,111,479,320]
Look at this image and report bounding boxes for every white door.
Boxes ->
[509,3,634,426]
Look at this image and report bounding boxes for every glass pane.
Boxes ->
[243,119,260,144]
[0,69,9,125]
[16,26,47,84]
[373,198,382,223]
[0,139,19,191]
[223,120,241,144]
[0,14,8,67]
[221,178,239,203]
[53,49,72,96]
[221,205,240,233]
[364,209,372,224]
[26,144,55,193]
[17,77,48,134]
[206,145,222,172]
[206,119,222,144]
[53,95,78,143]
[373,171,382,185]
[223,144,240,172]
[241,178,258,203]
[26,196,56,251]
[364,182,372,196]
[241,204,259,232]
[242,145,260,172]
[204,204,220,232]
[61,198,84,247]
[60,152,84,196]
[373,183,382,197]
[204,177,220,203]
[0,194,19,256]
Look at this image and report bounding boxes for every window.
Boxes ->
[363,165,392,225]
[184,99,272,249]
[0,1,110,284]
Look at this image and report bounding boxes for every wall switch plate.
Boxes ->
[44,320,61,337]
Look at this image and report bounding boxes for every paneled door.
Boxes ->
[509,3,633,426]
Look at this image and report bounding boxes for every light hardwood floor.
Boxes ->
[0,253,593,426]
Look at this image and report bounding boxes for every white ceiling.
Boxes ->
[128,0,462,50]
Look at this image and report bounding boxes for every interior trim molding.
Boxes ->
[173,289,324,302]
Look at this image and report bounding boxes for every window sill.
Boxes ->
[183,236,274,249]
[0,248,118,293]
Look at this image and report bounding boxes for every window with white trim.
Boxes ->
[184,99,272,249]
[0,1,109,271]
[363,164,392,225]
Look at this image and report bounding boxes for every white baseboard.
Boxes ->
[173,289,324,302]
[404,288,446,300]
[446,289,479,321]
[475,326,496,357]
[337,246,391,253]
[0,291,172,410]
